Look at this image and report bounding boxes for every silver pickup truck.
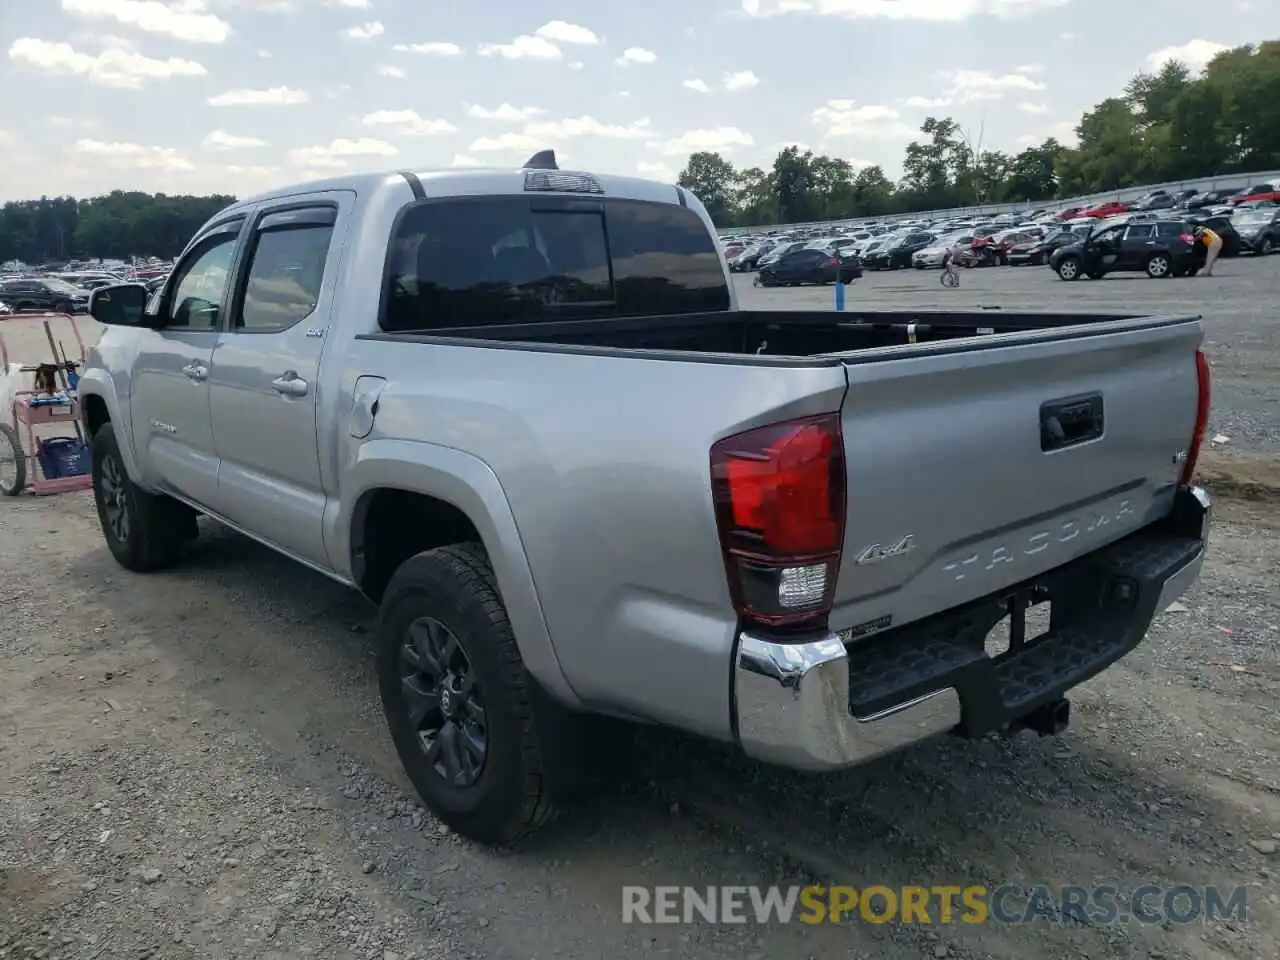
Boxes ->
[79,153,1212,844]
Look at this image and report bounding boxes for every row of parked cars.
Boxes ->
[719,181,1280,287]
[0,266,171,316]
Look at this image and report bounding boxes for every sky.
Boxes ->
[0,0,1277,202]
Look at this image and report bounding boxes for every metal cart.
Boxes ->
[0,312,93,496]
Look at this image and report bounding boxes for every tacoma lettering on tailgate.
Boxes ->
[941,499,1135,582]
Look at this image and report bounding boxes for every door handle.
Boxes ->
[182,361,208,382]
[271,372,309,397]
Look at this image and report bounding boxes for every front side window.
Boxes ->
[236,222,334,332]
[167,236,238,329]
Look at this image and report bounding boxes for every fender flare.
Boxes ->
[333,438,580,708]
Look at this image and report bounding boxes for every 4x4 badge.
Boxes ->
[854,534,915,565]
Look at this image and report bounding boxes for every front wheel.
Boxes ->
[1259,237,1273,255]
[378,544,566,844]
[91,422,198,571]
[1056,256,1082,281]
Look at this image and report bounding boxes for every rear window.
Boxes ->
[1157,221,1187,238]
[380,196,729,332]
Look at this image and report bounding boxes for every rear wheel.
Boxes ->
[1056,256,1082,281]
[1260,237,1273,255]
[1145,253,1172,278]
[378,544,565,843]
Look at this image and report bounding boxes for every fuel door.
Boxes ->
[349,376,386,439]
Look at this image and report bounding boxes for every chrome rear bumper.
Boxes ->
[732,485,1210,773]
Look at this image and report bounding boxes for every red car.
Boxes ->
[1058,206,1086,220]
[1083,201,1130,218]
[1229,182,1280,205]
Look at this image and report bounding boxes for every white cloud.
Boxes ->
[1059,31,1075,39]
[478,35,561,59]
[723,70,759,91]
[524,116,651,140]
[203,129,267,149]
[468,103,546,122]
[361,109,456,136]
[1014,63,1044,73]
[288,137,398,168]
[207,85,307,105]
[740,0,1069,21]
[660,127,754,155]
[1015,119,1078,148]
[683,78,710,92]
[451,153,482,166]
[8,37,205,88]
[568,60,584,70]
[637,160,675,180]
[392,41,463,56]
[616,46,657,65]
[227,164,281,176]
[1017,102,1049,114]
[343,21,383,40]
[1145,39,1229,72]
[812,99,913,139]
[377,64,405,78]
[939,68,1046,102]
[74,138,194,172]
[533,20,600,44]
[903,95,951,108]
[61,0,231,44]
[470,131,542,153]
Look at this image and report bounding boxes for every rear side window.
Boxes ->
[236,211,335,332]
[1157,222,1186,238]
[380,196,728,332]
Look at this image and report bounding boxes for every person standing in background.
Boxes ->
[1194,224,1223,277]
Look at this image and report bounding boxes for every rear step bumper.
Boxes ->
[733,485,1210,772]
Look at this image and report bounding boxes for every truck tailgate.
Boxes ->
[829,317,1203,637]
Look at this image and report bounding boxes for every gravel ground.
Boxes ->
[1,263,1278,960]
[734,251,1280,456]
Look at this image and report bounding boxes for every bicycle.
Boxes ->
[940,268,960,288]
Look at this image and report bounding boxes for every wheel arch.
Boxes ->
[338,439,580,708]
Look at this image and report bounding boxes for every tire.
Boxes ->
[1260,237,1273,255]
[1145,253,1172,278]
[1056,256,1082,281]
[377,544,564,844]
[54,299,73,314]
[91,422,198,572]
[0,423,26,496]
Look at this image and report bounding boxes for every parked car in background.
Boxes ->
[912,233,973,268]
[755,240,809,269]
[1231,207,1280,255]
[757,248,859,286]
[865,231,936,270]
[0,276,91,313]
[1130,190,1175,211]
[1229,182,1280,206]
[1083,201,1130,219]
[728,242,774,272]
[1051,218,1199,280]
[1187,188,1243,210]
[988,227,1044,264]
[1007,225,1090,266]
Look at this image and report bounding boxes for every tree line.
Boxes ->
[1,40,1276,262]
[679,40,1280,226]
[0,191,234,266]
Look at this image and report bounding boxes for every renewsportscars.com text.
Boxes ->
[621,884,1248,926]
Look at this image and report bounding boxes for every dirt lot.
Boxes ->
[1,262,1278,960]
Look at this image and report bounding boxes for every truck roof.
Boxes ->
[226,164,689,215]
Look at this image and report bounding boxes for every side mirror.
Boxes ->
[88,283,150,327]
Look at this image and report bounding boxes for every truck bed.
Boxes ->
[363,309,1177,363]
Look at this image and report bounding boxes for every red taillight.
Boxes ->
[830,257,839,265]
[1180,349,1212,486]
[1180,232,1195,245]
[710,414,846,631]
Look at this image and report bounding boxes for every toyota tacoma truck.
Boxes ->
[77,153,1212,844]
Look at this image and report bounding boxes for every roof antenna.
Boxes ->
[523,149,558,170]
